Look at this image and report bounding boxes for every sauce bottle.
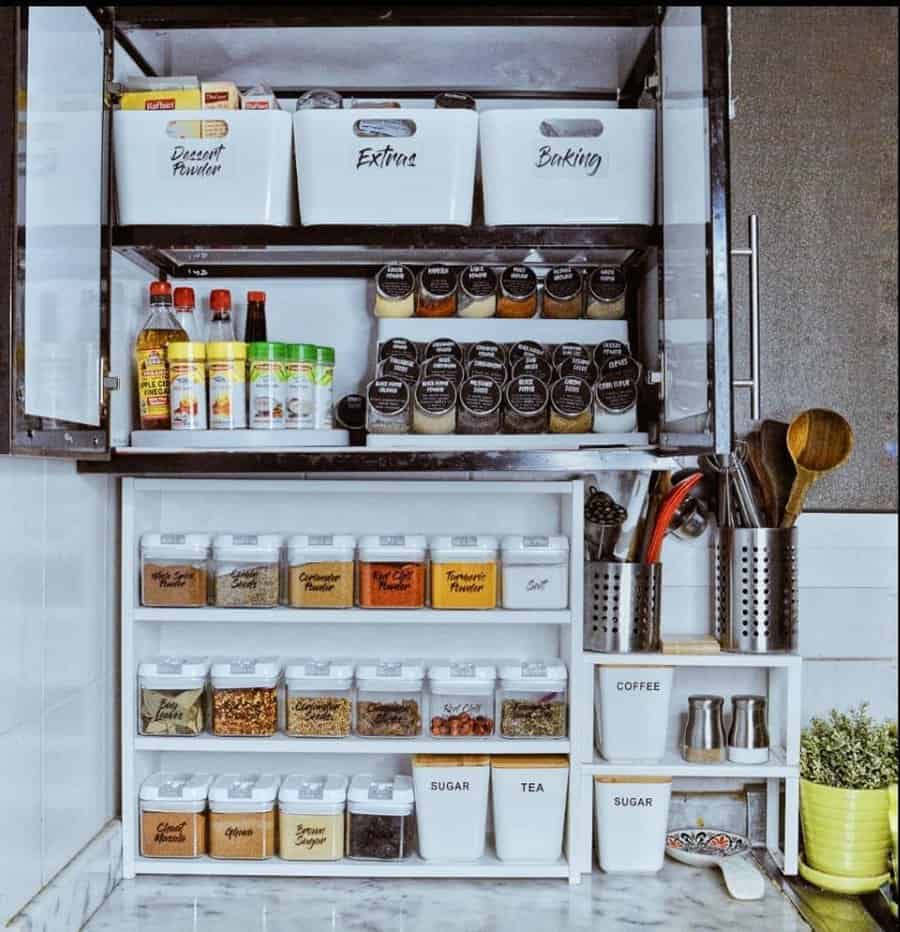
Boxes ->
[173,287,199,341]
[244,290,267,343]
[135,281,188,430]
[206,289,235,342]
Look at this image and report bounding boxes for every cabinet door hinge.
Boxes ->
[103,375,120,392]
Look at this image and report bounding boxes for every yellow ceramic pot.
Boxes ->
[801,778,894,878]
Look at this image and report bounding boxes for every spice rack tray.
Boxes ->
[376,318,630,346]
[581,653,802,668]
[132,853,570,879]
[586,747,796,779]
[129,429,350,449]
[365,434,650,451]
[133,607,573,624]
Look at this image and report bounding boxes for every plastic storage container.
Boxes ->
[286,534,355,608]
[138,656,209,736]
[500,535,570,610]
[479,109,655,225]
[139,772,212,859]
[278,774,348,861]
[412,755,490,861]
[140,532,210,607]
[346,774,416,860]
[498,660,568,739]
[491,756,569,862]
[427,662,496,737]
[293,108,478,225]
[357,535,427,609]
[211,533,282,608]
[284,658,354,737]
[208,773,280,860]
[355,660,424,737]
[210,657,280,736]
[114,110,296,225]
[595,666,674,762]
[594,775,672,873]
[429,535,499,610]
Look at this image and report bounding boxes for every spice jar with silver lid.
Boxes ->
[542,266,584,319]
[503,375,549,434]
[417,265,458,318]
[374,265,416,318]
[366,377,411,434]
[424,337,463,362]
[549,377,593,434]
[497,266,538,319]
[378,337,420,363]
[458,265,498,318]
[467,357,507,386]
[413,377,457,435]
[593,356,641,433]
[587,266,627,320]
[458,376,502,434]
[511,353,554,383]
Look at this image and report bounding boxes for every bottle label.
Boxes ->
[367,378,409,416]
[467,341,506,365]
[424,338,462,362]
[460,265,498,298]
[508,340,546,364]
[505,376,548,415]
[590,266,626,302]
[378,338,419,363]
[378,356,420,384]
[558,356,598,384]
[467,358,507,385]
[460,377,502,415]
[594,340,630,368]
[552,342,589,367]
[208,358,246,429]
[169,360,207,430]
[420,265,458,298]
[422,355,464,384]
[376,265,415,300]
[551,376,592,417]
[137,347,171,424]
[415,377,456,415]
[285,361,315,428]
[249,361,285,429]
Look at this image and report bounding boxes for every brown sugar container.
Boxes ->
[208,773,280,860]
[139,771,212,859]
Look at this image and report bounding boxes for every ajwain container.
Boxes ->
[278,774,348,861]
[498,659,568,739]
[284,658,354,737]
[357,535,427,609]
[429,535,499,609]
[210,657,280,736]
[208,773,280,860]
[138,656,209,736]
[427,661,496,736]
[140,532,210,607]
[140,772,212,859]
[500,535,570,610]
[211,533,282,608]
[355,660,424,737]
[346,774,416,860]
[286,534,355,608]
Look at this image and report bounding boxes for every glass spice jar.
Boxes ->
[412,377,458,435]
[424,338,463,362]
[416,265,458,318]
[587,266,627,319]
[457,377,503,434]
[594,372,640,433]
[466,357,507,387]
[496,266,538,319]
[458,265,498,318]
[542,266,584,319]
[366,377,411,434]
[557,355,599,385]
[552,342,589,368]
[374,265,416,318]
[511,354,554,384]
[357,535,427,609]
[503,375,549,434]
[549,377,594,433]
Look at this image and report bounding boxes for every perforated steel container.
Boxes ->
[583,562,661,653]
[714,528,798,653]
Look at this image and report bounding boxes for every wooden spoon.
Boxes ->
[760,420,795,527]
[780,409,854,528]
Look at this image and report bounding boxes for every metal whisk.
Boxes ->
[584,486,627,560]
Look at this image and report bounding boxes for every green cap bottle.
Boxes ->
[316,345,335,365]
[248,341,284,361]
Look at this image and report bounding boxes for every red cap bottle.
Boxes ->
[210,289,232,312]
[149,280,172,304]
[173,287,195,308]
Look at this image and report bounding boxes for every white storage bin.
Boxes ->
[594,776,672,874]
[595,666,674,763]
[412,754,490,861]
[500,535,570,610]
[479,109,655,225]
[293,108,478,225]
[491,755,569,862]
[114,110,296,225]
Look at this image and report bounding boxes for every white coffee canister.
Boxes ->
[594,775,672,874]
[595,666,674,763]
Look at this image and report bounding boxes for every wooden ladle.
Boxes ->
[780,409,854,528]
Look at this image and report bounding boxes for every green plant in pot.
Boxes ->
[800,704,898,889]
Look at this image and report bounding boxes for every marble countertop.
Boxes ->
[83,861,809,932]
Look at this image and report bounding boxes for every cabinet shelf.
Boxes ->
[133,607,572,624]
[586,747,796,779]
[582,652,803,669]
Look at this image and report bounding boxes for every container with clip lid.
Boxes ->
[500,535,570,610]
[208,773,280,860]
[284,657,354,737]
[498,658,568,739]
[346,774,416,860]
[138,656,209,736]
[139,772,212,858]
[211,533,282,608]
[210,656,280,736]
[357,534,427,609]
[140,532,210,607]
[429,535,499,609]
[427,661,496,737]
[286,534,356,609]
[355,659,424,737]
[279,774,348,860]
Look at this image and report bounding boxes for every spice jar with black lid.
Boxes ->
[593,356,641,433]
[503,375,549,434]
[413,377,458,435]
[497,266,538,319]
[508,340,548,365]
[458,376,503,434]
[458,265,498,318]
[422,354,464,384]
[366,377,411,434]
[374,265,416,318]
[552,342,589,368]
[511,354,554,384]
[417,265,459,318]
[542,266,584,319]
[467,357,507,386]
[549,377,594,434]
[587,266,627,319]
[378,355,420,384]
[558,355,599,385]
[424,337,463,362]
[593,339,630,369]
[467,340,507,366]
[378,337,420,363]
[346,774,416,860]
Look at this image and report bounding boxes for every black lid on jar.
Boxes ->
[467,357,507,385]
[504,375,549,416]
[544,266,583,301]
[378,337,419,362]
[460,265,498,299]
[594,375,638,414]
[551,376,593,418]
[600,354,641,385]
[512,354,554,383]
[422,354,465,383]
[419,264,459,299]
[467,340,506,364]
[589,266,626,302]
[376,264,416,300]
[500,265,537,300]
[593,339,630,367]
[508,340,548,364]
[335,393,367,430]
[367,377,410,415]
[459,376,502,416]
[552,342,589,367]
[424,337,462,362]
[558,355,599,384]
[415,376,457,415]
[379,355,420,383]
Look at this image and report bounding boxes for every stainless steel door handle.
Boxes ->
[731,214,761,421]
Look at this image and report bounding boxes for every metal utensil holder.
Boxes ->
[715,528,798,653]
[584,562,662,652]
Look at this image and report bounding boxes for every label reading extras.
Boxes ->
[422,355,464,383]
[590,266,626,302]
[558,356,598,384]
[512,354,553,383]
[601,354,641,384]
[544,266,582,300]
[420,265,458,298]
[356,143,417,171]
[552,343,589,367]
[551,376,592,417]
[376,265,415,300]
[505,376,548,415]
[508,340,547,364]
[467,341,506,365]
[335,393,366,430]
[460,265,498,297]
[415,377,456,415]
[424,338,462,362]
[378,337,418,362]
[379,355,420,383]
[467,358,507,385]
[500,265,537,299]
[460,377,502,415]
[367,378,409,416]
[594,340,629,367]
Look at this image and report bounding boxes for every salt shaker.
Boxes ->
[727,695,770,763]
[683,695,726,763]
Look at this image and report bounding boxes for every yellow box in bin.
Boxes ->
[120,88,202,111]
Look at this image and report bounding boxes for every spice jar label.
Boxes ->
[378,338,419,362]
[506,375,548,415]
[367,378,409,415]
[552,377,592,416]
[157,659,184,674]
[376,264,415,299]
[227,778,255,799]
[460,377,502,414]
[368,780,394,800]
[451,535,478,548]
[521,661,548,677]
[415,377,456,415]
[422,355,464,383]
[544,266,582,300]
[420,265,458,298]
[467,340,506,364]
[375,661,402,677]
[450,662,476,677]
[501,265,537,298]
[590,266,626,301]
[379,355,420,383]
[553,343,589,366]
[308,535,334,547]
[424,338,462,362]
[523,536,551,548]
[461,265,498,297]
[512,355,553,383]
[596,377,638,413]
[601,354,641,384]
[594,340,629,367]
[467,358,507,385]
[558,356,599,383]
[158,774,191,797]
[229,660,257,674]
[508,340,547,363]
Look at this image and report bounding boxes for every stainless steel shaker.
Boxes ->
[727,695,770,763]
[683,695,726,763]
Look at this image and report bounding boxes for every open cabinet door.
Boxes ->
[8,5,111,458]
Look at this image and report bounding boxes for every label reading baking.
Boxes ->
[295,779,326,800]
[601,354,641,384]
[167,142,229,180]
[512,354,553,383]
[422,355,464,383]
[500,265,537,299]
[335,394,367,430]
[523,536,551,548]
[376,265,416,300]
[467,359,506,385]
[551,377,592,417]
[368,780,394,800]
[450,662,476,678]
[424,338,462,362]
[367,378,409,416]
[558,356,598,384]
[420,265,458,298]
[460,265,498,297]
[544,266,582,300]
[378,337,418,361]
[379,355,419,383]
[460,377,502,414]
[376,661,402,677]
[356,144,417,170]
[506,376,548,415]
[590,266,626,301]
[415,377,456,415]
[552,343,589,366]
[534,144,607,178]
[304,660,332,677]
[508,340,546,364]
[595,377,638,413]
[521,661,547,677]
[594,340,629,367]
[160,534,186,546]
[467,341,506,364]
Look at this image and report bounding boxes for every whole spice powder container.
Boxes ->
[422,354,465,384]
[424,337,463,362]
[549,377,594,434]
[503,375,549,434]
[357,534,427,609]
[138,656,209,737]
[140,532,210,608]
[429,535,499,610]
[211,533,282,608]
[210,657,280,736]
[508,340,548,366]
[413,377,457,435]
[587,266,627,319]
[498,659,568,739]
[139,772,212,859]
[593,340,630,369]
[347,774,416,860]
[467,340,507,366]
[458,265,498,318]
[248,342,286,430]
[542,266,584,319]
[467,357,507,386]
[378,337,420,363]
[594,356,641,433]
[558,355,599,385]
[208,773,280,860]
[355,659,425,737]
[417,265,459,318]
[457,376,503,435]
[278,774,348,861]
[427,662,496,737]
[366,377,411,434]
[552,342,589,368]
[374,264,416,318]
[286,534,355,608]
[511,354,554,384]
[284,658,354,737]
[497,265,538,319]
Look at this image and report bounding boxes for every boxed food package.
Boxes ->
[201,81,240,110]
[120,76,201,111]
[241,83,280,111]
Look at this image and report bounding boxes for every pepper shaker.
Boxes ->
[727,695,770,763]
[683,695,726,763]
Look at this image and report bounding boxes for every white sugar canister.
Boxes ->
[595,666,674,763]
[594,775,672,873]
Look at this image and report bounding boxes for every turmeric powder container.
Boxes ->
[429,536,499,610]
[357,535,427,609]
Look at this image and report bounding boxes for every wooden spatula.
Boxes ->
[760,420,795,527]
[745,430,776,527]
